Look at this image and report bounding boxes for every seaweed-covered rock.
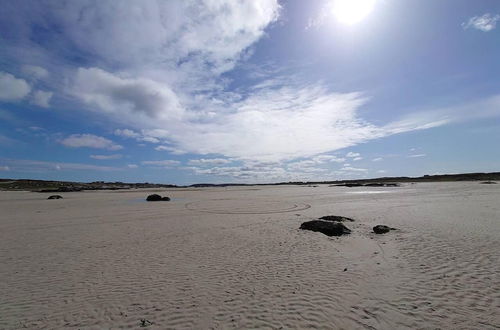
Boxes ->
[319,215,355,222]
[373,225,396,234]
[300,220,351,237]
[47,195,63,199]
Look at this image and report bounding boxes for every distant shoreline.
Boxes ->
[0,171,498,192]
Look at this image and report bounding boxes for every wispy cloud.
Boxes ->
[188,158,233,166]
[141,160,180,168]
[90,154,123,160]
[462,13,500,32]
[0,158,119,172]
[372,157,383,162]
[60,134,123,151]
[408,154,426,158]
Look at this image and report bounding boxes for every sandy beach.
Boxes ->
[0,182,499,329]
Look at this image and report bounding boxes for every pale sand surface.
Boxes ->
[0,183,499,329]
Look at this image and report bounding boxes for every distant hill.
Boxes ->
[1,171,499,191]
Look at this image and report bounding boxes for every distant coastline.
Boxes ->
[1,172,498,192]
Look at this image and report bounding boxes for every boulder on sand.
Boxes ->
[319,215,355,222]
[161,196,171,201]
[300,220,351,237]
[146,194,162,201]
[47,195,63,199]
[373,225,396,234]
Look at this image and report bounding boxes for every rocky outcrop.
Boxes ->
[300,220,351,237]
[47,195,63,199]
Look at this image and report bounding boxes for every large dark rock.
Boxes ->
[319,215,355,222]
[300,220,351,237]
[146,194,162,201]
[480,181,497,184]
[146,194,171,201]
[373,225,396,234]
[47,195,63,199]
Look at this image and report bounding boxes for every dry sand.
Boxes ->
[0,182,499,329]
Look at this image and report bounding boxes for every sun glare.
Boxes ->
[332,0,376,25]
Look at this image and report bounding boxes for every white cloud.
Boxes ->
[114,128,140,139]
[60,134,123,150]
[127,164,138,169]
[31,90,53,108]
[372,157,383,162]
[0,72,31,101]
[353,157,363,161]
[73,68,184,122]
[462,13,500,32]
[90,154,122,160]
[21,65,49,79]
[0,166,10,171]
[346,152,361,158]
[340,166,368,172]
[377,170,386,174]
[408,154,426,158]
[188,158,232,166]
[141,160,180,167]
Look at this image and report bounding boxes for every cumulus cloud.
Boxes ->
[60,134,123,150]
[0,72,31,101]
[73,68,183,121]
[90,154,122,160]
[21,65,49,79]
[462,13,500,32]
[31,90,53,108]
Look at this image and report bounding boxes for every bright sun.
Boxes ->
[332,0,376,25]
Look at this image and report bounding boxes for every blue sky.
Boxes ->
[1,0,500,184]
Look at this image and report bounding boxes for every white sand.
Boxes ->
[0,183,499,329]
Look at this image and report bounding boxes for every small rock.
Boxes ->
[373,225,396,234]
[140,319,153,327]
[300,220,351,237]
[161,196,171,201]
[47,195,63,200]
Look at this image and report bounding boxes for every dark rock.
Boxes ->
[373,225,396,234]
[480,181,497,184]
[146,194,170,201]
[319,215,355,222]
[300,220,351,236]
[384,183,400,187]
[47,195,63,199]
[146,194,162,201]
